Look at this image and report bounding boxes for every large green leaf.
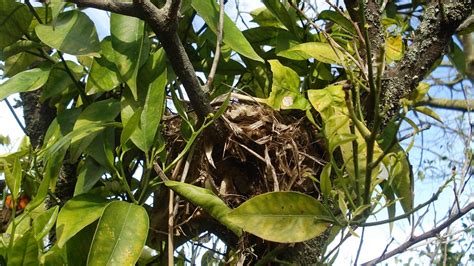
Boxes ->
[74,157,107,196]
[110,13,150,100]
[35,10,100,56]
[85,37,122,95]
[8,230,39,266]
[3,156,21,200]
[66,222,96,266]
[226,192,331,243]
[56,194,108,248]
[87,201,149,266]
[42,61,84,101]
[192,0,264,62]
[2,40,42,77]
[132,49,168,152]
[277,42,340,64]
[265,60,309,110]
[262,0,297,33]
[0,67,50,101]
[384,144,414,215]
[250,7,285,28]
[318,10,356,35]
[165,181,242,236]
[69,99,121,160]
[33,206,59,242]
[0,0,32,48]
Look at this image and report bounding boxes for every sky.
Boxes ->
[0,0,472,264]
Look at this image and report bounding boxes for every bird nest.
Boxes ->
[163,99,326,209]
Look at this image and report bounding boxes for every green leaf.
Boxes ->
[409,82,430,101]
[42,61,84,101]
[69,99,121,160]
[385,35,403,63]
[265,60,309,110]
[384,144,414,215]
[66,222,96,266]
[8,231,39,266]
[165,181,242,236]
[132,48,168,152]
[111,13,150,99]
[192,0,264,62]
[250,7,284,28]
[49,0,66,27]
[262,0,297,33]
[74,157,107,196]
[4,156,22,199]
[320,163,332,197]
[25,172,51,212]
[85,37,122,94]
[35,10,100,56]
[448,39,466,75]
[0,0,32,48]
[227,192,331,243]
[120,107,142,147]
[42,244,66,266]
[0,68,50,101]
[87,201,149,266]
[308,85,345,120]
[56,194,108,248]
[33,206,59,241]
[277,42,340,64]
[318,10,356,35]
[414,106,443,123]
[2,40,43,77]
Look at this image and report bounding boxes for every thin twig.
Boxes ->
[354,226,365,266]
[4,99,27,135]
[168,189,175,266]
[207,0,225,89]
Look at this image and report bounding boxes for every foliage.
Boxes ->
[0,0,472,264]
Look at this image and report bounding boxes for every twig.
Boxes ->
[153,162,170,181]
[4,99,27,135]
[168,189,175,265]
[362,201,474,265]
[353,226,365,266]
[206,0,225,89]
[399,122,431,142]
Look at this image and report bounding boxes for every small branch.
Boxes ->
[362,201,474,265]
[206,0,225,89]
[168,189,175,266]
[415,98,474,112]
[4,99,27,135]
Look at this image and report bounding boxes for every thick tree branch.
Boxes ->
[381,1,473,124]
[68,0,140,17]
[68,0,215,126]
[362,201,474,265]
[344,0,385,57]
[416,97,474,112]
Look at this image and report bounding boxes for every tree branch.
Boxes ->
[68,0,140,17]
[362,201,474,265]
[381,1,473,124]
[416,97,474,112]
[67,0,216,127]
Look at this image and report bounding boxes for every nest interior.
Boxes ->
[164,101,327,219]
